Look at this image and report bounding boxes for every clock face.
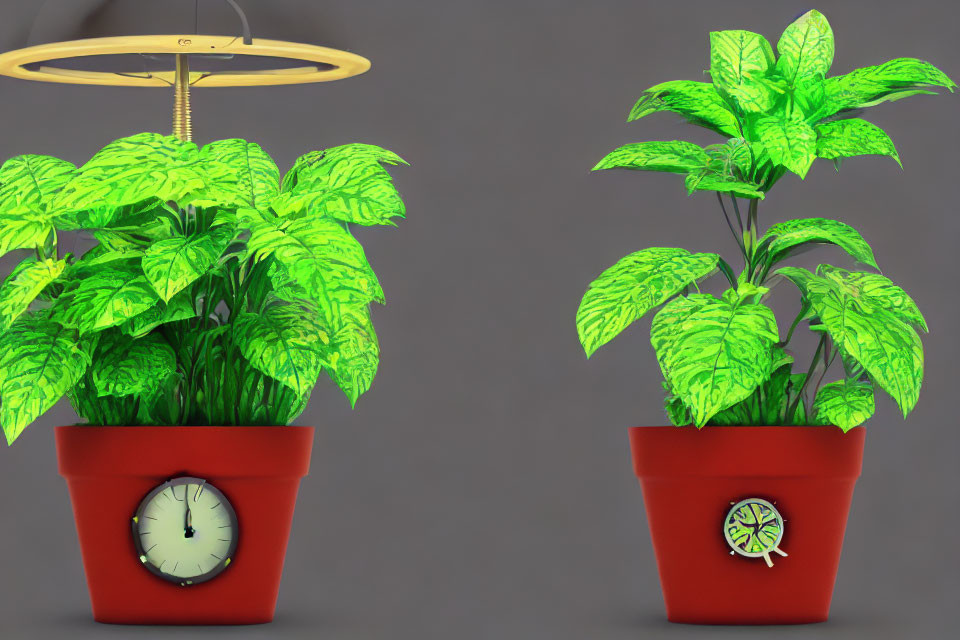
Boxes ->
[132,476,238,585]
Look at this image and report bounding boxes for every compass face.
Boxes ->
[132,476,238,585]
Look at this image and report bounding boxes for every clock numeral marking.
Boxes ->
[146,543,158,553]
[159,560,166,570]
[218,538,230,542]
[210,553,223,560]
[139,531,152,536]
[210,501,221,510]
[197,563,203,574]
[217,524,231,529]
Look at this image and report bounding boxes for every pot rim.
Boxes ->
[629,425,865,478]
[55,424,314,478]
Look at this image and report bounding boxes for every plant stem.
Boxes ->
[787,332,826,419]
[716,193,747,260]
[782,301,811,347]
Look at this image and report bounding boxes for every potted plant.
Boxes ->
[0,132,406,624]
[577,10,953,624]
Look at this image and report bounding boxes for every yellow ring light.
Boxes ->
[0,35,371,87]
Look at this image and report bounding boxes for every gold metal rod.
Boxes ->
[173,53,192,141]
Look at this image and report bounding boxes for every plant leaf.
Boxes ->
[281,143,407,192]
[628,80,740,136]
[52,133,207,214]
[233,302,330,396]
[593,141,709,173]
[0,258,66,332]
[0,210,54,257]
[775,10,834,83]
[120,291,197,338]
[684,172,765,199]
[242,209,383,310]
[815,118,900,166]
[761,217,878,269]
[822,58,956,118]
[324,302,380,407]
[650,293,779,426]
[753,112,817,177]
[813,379,874,432]
[91,332,176,397]
[818,265,927,332]
[274,144,407,226]
[142,231,226,302]
[577,248,720,357]
[196,139,280,210]
[776,266,923,415]
[51,262,159,335]
[709,30,777,113]
[0,315,87,444]
[0,155,76,217]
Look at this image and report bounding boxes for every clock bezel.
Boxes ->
[131,475,239,586]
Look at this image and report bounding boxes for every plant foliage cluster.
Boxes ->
[577,10,954,431]
[0,133,406,444]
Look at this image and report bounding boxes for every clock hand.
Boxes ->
[184,484,195,538]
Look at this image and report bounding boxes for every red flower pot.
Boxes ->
[629,425,865,625]
[56,425,313,625]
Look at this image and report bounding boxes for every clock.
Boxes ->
[132,476,239,586]
[723,497,788,568]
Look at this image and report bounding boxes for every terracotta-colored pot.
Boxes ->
[629,425,865,624]
[56,425,313,625]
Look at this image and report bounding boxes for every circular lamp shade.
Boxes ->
[0,35,370,87]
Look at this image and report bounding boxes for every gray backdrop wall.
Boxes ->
[0,1,956,639]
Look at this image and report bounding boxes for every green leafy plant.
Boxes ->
[577,10,953,431]
[0,132,407,444]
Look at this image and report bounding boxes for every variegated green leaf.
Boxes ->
[822,57,956,118]
[815,118,900,166]
[761,218,877,268]
[650,293,779,426]
[628,80,741,137]
[818,265,927,332]
[577,248,719,357]
[197,139,280,210]
[242,209,383,309]
[753,113,817,177]
[274,144,407,225]
[91,332,176,397]
[684,172,765,199]
[0,210,54,257]
[325,302,380,407]
[120,291,196,338]
[593,141,709,173]
[280,144,406,191]
[51,262,159,335]
[709,30,778,113]
[141,231,226,302]
[52,133,207,214]
[775,10,834,83]
[813,379,874,432]
[776,266,923,415]
[0,315,87,444]
[0,155,76,217]
[234,302,330,396]
[0,258,66,332]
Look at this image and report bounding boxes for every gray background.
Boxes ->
[0,1,957,638]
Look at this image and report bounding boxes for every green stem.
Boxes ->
[717,193,747,261]
[788,332,826,420]
[782,301,811,347]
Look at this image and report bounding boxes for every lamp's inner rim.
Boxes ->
[23,53,335,76]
